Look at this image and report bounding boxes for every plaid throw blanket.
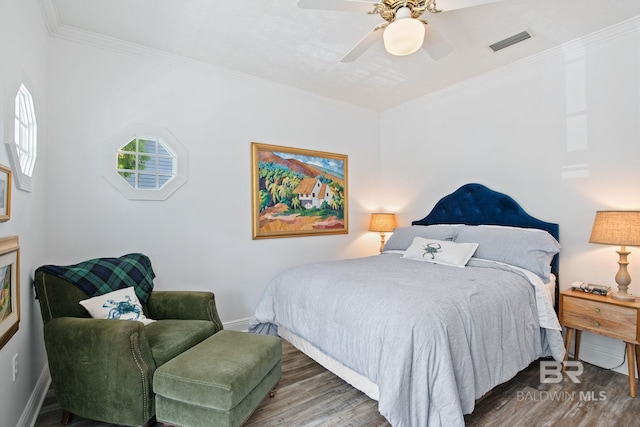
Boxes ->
[35,253,155,304]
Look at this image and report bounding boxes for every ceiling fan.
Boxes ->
[298,0,502,62]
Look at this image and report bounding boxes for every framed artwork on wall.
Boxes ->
[0,165,11,222]
[251,142,348,239]
[0,236,19,350]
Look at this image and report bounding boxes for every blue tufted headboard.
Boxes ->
[412,183,560,277]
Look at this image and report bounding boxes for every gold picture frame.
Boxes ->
[0,165,12,222]
[251,142,348,239]
[0,236,19,350]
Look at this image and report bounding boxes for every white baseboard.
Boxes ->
[20,365,51,427]
[223,317,251,332]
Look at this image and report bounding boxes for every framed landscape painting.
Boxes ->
[0,236,19,350]
[0,164,11,222]
[251,143,348,239]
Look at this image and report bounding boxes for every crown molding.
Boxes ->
[37,0,375,115]
[38,0,60,34]
[39,0,639,114]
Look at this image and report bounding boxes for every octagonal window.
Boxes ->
[14,84,37,177]
[6,83,38,191]
[103,124,188,201]
[117,137,175,190]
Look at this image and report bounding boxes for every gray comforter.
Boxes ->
[249,254,566,427]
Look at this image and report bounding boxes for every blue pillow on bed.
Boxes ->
[382,225,461,252]
[454,225,560,282]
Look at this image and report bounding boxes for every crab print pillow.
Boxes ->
[402,237,479,268]
[79,287,156,325]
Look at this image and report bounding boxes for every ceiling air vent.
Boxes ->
[489,31,531,52]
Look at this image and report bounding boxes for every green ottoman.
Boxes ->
[154,330,282,427]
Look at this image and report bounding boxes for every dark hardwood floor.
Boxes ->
[35,341,640,427]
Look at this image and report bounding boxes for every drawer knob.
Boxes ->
[594,308,600,313]
[594,321,600,327]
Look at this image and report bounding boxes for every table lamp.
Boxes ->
[589,210,640,301]
[369,213,397,253]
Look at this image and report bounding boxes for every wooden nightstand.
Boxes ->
[559,289,640,397]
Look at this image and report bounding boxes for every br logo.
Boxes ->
[539,361,583,384]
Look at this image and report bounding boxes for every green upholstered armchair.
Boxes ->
[34,257,223,427]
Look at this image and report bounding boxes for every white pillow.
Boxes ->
[79,287,155,325]
[403,237,478,267]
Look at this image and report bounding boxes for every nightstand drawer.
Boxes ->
[562,297,638,342]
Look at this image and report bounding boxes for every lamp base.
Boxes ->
[611,292,636,302]
[379,233,386,253]
[612,247,635,302]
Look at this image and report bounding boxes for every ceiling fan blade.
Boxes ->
[422,25,453,60]
[434,0,505,12]
[340,27,384,63]
[298,0,378,14]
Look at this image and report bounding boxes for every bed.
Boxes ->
[249,183,566,427]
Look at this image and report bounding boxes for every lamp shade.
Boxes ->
[589,211,640,246]
[369,213,397,233]
[383,7,425,56]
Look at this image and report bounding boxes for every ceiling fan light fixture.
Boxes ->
[383,8,425,56]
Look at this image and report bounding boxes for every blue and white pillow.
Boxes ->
[79,287,155,325]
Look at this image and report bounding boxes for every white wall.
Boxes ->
[0,0,50,425]
[380,19,640,371]
[9,2,640,422]
[45,38,382,327]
